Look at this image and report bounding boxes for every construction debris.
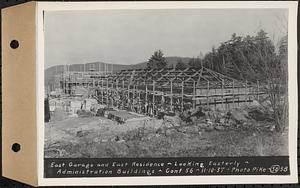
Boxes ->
[108,110,147,124]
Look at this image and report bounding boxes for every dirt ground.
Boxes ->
[44,113,288,158]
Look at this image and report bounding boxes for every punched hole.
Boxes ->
[10,40,19,49]
[11,143,21,152]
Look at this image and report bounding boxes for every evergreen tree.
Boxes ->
[147,50,167,69]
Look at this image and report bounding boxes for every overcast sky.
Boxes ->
[44,9,287,68]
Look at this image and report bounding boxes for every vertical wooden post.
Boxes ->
[221,79,224,109]
[152,81,155,115]
[133,84,135,112]
[132,84,134,107]
[138,90,141,113]
[145,81,148,114]
[111,81,114,107]
[128,84,130,109]
[106,78,109,106]
[206,81,210,107]
[101,78,104,104]
[170,80,173,112]
[181,81,184,112]
[193,80,196,109]
[122,80,125,91]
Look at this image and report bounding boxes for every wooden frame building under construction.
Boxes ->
[58,67,264,116]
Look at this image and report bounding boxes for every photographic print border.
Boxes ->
[36,1,298,186]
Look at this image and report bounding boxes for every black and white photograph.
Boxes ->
[44,7,289,158]
[39,1,297,185]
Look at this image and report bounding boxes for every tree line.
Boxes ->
[146,30,288,132]
[147,29,287,83]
